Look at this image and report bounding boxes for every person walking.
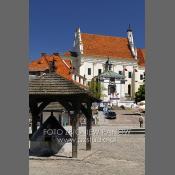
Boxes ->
[139,115,144,128]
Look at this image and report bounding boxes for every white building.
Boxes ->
[71,26,145,106]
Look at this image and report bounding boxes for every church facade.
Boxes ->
[71,27,145,105]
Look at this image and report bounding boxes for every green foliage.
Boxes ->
[135,84,145,103]
[89,79,101,99]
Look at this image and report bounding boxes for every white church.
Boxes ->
[66,26,145,107]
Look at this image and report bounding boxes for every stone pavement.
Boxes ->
[97,110,145,128]
[29,110,145,175]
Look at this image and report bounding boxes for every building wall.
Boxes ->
[75,57,144,99]
[135,67,145,92]
[80,58,105,82]
[72,28,145,100]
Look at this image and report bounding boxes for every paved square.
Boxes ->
[29,110,145,175]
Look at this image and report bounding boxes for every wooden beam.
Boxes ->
[71,102,80,158]
[81,103,92,150]
[29,102,38,135]
[40,113,43,125]
[86,116,92,150]
[29,100,50,135]
[86,103,92,150]
[37,101,50,114]
[59,100,73,111]
[32,113,38,135]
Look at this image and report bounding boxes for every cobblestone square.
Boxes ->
[29,110,145,175]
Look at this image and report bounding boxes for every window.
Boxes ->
[128,84,131,96]
[88,68,91,75]
[128,72,132,78]
[119,71,122,75]
[98,69,102,75]
[140,74,143,80]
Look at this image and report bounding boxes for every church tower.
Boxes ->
[127,25,137,59]
[73,27,83,54]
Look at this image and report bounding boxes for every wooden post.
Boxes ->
[32,114,38,135]
[86,103,92,150]
[29,102,38,135]
[71,104,80,158]
[29,100,50,136]
[40,113,43,125]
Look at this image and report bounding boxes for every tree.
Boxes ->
[135,84,145,103]
[89,78,101,99]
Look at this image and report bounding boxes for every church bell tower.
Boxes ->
[127,24,137,59]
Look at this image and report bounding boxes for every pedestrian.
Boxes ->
[139,115,144,128]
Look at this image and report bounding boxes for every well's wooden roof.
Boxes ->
[29,72,88,95]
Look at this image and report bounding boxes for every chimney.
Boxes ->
[53,53,59,56]
[49,60,56,73]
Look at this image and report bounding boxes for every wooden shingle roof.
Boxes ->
[29,72,88,95]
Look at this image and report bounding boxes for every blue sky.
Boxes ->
[29,0,145,60]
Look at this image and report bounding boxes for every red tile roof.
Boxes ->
[81,33,135,60]
[137,48,145,67]
[28,54,72,80]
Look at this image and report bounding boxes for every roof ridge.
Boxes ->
[81,32,127,39]
[30,72,86,89]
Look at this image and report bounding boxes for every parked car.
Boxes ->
[105,110,117,119]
